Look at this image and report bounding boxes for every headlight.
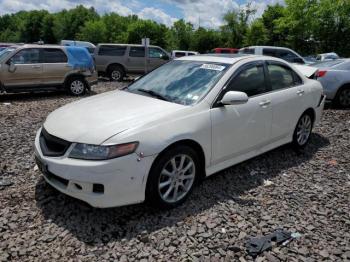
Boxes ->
[69,142,139,160]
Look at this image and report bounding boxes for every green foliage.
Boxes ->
[1,2,350,56]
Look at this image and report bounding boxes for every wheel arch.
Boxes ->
[64,73,87,87]
[150,139,207,180]
[303,107,316,124]
[107,63,126,73]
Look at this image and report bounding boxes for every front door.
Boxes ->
[3,48,42,88]
[210,62,273,165]
[148,47,169,71]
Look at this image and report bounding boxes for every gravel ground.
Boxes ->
[0,82,349,262]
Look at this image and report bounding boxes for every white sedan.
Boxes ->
[34,55,325,208]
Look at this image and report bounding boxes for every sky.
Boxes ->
[0,0,283,28]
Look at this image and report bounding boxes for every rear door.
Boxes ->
[42,48,70,86]
[95,45,127,72]
[2,48,42,88]
[265,61,306,140]
[126,46,146,73]
[148,47,170,70]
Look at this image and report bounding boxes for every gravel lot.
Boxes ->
[0,82,349,262]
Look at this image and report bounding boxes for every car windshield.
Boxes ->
[312,60,345,68]
[127,60,230,105]
[0,47,16,62]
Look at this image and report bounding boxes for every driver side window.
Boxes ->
[10,49,40,64]
[149,47,167,59]
[227,64,267,97]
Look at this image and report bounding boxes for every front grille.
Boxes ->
[40,128,71,157]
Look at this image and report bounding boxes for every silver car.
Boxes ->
[314,59,350,108]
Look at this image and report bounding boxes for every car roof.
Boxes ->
[240,46,294,51]
[98,43,160,48]
[177,54,262,64]
[17,44,64,49]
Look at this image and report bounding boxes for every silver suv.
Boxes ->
[94,44,170,81]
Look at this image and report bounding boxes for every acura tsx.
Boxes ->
[34,55,325,208]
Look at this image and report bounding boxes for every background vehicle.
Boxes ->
[211,48,238,54]
[303,55,317,65]
[239,46,306,64]
[171,50,198,59]
[316,52,339,61]
[313,59,350,107]
[35,54,325,209]
[61,40,96,55]
[94,44,170,81]
[0,45,97,95]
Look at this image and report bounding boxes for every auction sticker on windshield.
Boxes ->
[200,64,226,71]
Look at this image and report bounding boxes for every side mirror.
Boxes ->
[220,91,248,106]
[160,54,170,60]
[8,61,16,73]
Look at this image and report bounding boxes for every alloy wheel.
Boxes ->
[296,114,312,146]
[70,80,84,95]
[158,154,196,204]
[111,70,121,81]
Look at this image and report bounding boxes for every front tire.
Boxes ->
[146,146,199,209]
[292,112,313,149]
[66,77,86,96]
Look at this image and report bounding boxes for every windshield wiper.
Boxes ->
[136,88,170,102]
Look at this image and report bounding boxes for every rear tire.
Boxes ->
[66,76,86,96]
[334,87,350,108]
[146,145,200,209]
[292,112,313,149]
[108,65,124,82]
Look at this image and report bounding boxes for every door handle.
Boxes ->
[32,65,41,69]
[297,90,305,95]
[259,100,271,107]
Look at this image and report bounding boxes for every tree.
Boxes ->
[77,20,107,43]
[261,4,286,46]
[244,19,268,46]
[167,19,194,50]
[127,20,168,46]
[190,27,222,53]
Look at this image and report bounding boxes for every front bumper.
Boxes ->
[34,129,156,208]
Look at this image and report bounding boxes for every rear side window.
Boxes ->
[267,64,301,90]
[175,52,186,57]
[129,47,145,57]
[263,48,278,57]
[228,64,267,97]
[240,48,255,54]
[10,48,40,64]
[43,48,67,63]
[98,45,126,56]
[188,52,196,56]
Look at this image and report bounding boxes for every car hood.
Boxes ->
[44,90,185,144]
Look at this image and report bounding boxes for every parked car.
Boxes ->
[316,52,339,61]
[303,55,317,65]
[94,44,170,81]
[0,45,97,95]
[171,50,198,59]
[60,40,96,55]
[313,59,350,107]
[210,48,239,54]
[239,46,306,64]
[34,54,325,208]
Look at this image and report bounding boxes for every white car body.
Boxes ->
[34,55,325,208]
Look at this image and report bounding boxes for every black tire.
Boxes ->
[334,87,350,108]
[292,111,313,149]
[108,65,124,82]
[66,76,86,96]
[146,145,200,209]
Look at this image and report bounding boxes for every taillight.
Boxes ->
[316,70,327,78]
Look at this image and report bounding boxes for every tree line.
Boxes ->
[1,0,350,56]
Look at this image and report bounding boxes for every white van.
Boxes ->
[239,46,305,64]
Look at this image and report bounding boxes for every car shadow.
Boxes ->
[35,133,329,245]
